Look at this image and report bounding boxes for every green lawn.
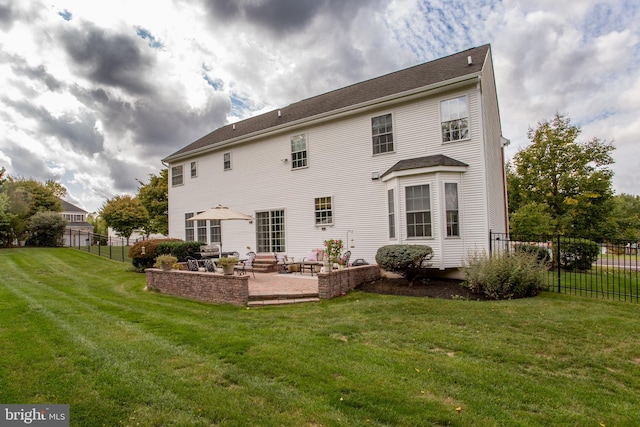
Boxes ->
[72,244,132,263]
[546,267,640,302]
[1,248,639,426]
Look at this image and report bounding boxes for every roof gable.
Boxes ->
[165,44,490,161]
[60,198,88,213]
[381,155,469,179]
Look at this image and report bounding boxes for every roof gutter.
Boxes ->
[163,72,482,163]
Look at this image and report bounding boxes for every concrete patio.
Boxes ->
[248,271,320,306]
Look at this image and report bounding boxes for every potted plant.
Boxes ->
[217,257,238,275]
[323,239,344,270]
[154,254,177,271]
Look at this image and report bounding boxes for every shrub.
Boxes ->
[375,245,433,283]
[514,243,552,265]
[553,237,599,271]
[462,250,546,300]
[157,241,203,261]
[26,212,67,247]
[154,254,178,270]
[129,238,182,270]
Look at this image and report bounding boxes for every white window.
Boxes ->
[256,210,286,253]
[190,161,197,178]
[196,213,207,242]
[184,213,194,241]
[405,185,431,238]
[291,134,307,169]
[440,96,469,142]
[388,189,396,239]
[209,220,221,244]
[314,196,333,225]
[223,152,231,170]
[172,165,184,186]
[372,113,394,154]
[445,183,459,237]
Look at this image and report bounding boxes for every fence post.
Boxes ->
[489,230,493,257]
[556,234,561,293]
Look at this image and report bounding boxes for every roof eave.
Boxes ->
[162,72,482,164]
[381,164,468,182]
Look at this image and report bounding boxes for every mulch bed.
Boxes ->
[356,277,489,300]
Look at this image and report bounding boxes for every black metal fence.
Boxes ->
[490,232,639,302]
[64,229,144,263]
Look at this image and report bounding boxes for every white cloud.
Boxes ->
[0,0,639,211]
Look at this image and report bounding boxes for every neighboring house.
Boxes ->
[60,199,93,247]
[163,44,509,273]
[107,228,166,246]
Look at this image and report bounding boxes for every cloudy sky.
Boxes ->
[0,0,638,212]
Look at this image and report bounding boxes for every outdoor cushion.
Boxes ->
[203,258,216,272]
[306,251,317,261]
[186,258,199,272]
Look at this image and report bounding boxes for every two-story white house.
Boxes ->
[60,199,93,247]
[163,44,509,273]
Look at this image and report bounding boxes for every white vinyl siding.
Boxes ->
[167,72,501,270]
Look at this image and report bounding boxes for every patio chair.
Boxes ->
[234,254,255,278]
[185,256,200,272]
[203,258,216,273]
[342,250,351,267]
[275,252,288,273]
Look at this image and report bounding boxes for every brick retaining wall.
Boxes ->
[318,265,381,299]
[145,269,249,306]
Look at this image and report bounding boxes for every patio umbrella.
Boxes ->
[186,205,253,254]
[188,205,253,222]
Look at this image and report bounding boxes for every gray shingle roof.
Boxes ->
[165,44,490,161]
[60,198,87,213]
[381,155,468,178]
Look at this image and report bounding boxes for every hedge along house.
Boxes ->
[163,44,509,274]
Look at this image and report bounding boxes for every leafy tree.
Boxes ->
[12,178,64,217]
[508,113,615,240]
[0,175,65,246]
[607,194,640,242]
[26,211,67,246]
[100,195,148,245]
[136,169,168,236]
[509,202,557,237]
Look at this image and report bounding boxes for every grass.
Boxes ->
[1,248,640,426]
[546,267,639,302]
[71,244,132,263]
